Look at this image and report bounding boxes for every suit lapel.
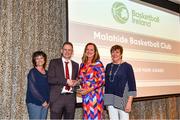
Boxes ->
[58,58,65,79]
[71,61,75,80]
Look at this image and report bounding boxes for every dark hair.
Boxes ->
[32,51,47,68]
[110,45,123,54]
[82,43,100,63]
[62,41,73,49]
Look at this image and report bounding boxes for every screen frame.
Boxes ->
[67,0,180,99]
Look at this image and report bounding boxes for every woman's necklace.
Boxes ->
[109,63,121,83]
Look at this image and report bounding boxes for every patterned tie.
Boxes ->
[65,61,70,90]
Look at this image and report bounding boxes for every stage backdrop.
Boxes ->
[0,0,66,119]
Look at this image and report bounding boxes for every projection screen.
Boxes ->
[68,0,180,98]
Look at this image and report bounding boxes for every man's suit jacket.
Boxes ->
[48,58,79,103]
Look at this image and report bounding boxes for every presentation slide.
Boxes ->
[68,0,180,98]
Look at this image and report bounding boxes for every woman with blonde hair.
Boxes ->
[78,43,105,120]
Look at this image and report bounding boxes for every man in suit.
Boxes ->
[48,42,79,119]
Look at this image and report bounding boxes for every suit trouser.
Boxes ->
[50,93,76,119]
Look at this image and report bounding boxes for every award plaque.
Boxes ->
[72,79,82,92]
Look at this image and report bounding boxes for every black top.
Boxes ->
[105,62,136,97]
[26,68,49,106]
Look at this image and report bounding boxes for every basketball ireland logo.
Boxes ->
[112,2,129,24]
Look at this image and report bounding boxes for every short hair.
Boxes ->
[82,43,100,63]
[62,41,73,49]
[110,45,123,54]
[32,51,47,68]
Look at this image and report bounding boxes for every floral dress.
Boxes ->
[79,60,105,120]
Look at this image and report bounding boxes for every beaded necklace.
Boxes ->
[109,63,121,83]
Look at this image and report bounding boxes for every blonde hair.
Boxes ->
[82,43,100,63]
